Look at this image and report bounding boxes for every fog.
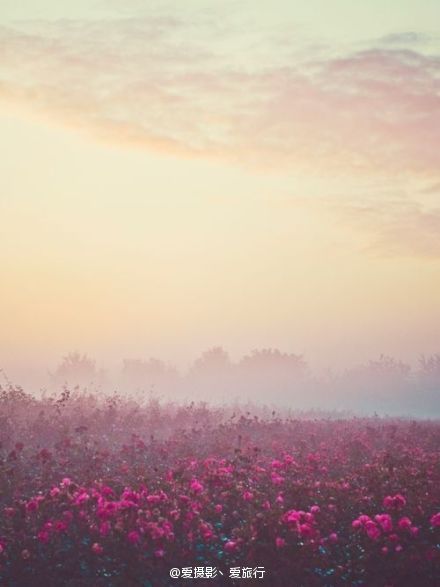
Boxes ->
[3,347,439,418]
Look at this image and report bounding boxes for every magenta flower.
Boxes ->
[285,509,300,523]
[127,530,141,544]
[398,517,412,530]
[37,531,50,544]
[299,523,313,537]
[91,542,103,555]
[365,521,381,540]
[375,514,393,532]
[54,520,68,533]
[383,494,406,509]
[224,540,237,553]
[242,490,253,501]
[190,479,204,494]
[99,521,111,537]
[25,499,39,513]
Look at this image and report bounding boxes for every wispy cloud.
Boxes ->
[0,18,439,176]
[335,197,440,258]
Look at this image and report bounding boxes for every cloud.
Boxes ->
[0,18,439,176]
[378,31,434,46]
[335,198,440,258]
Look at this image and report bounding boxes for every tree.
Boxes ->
[50,352,103,387]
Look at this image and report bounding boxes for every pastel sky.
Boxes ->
[1,0,439,376]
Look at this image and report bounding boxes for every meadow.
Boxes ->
[0,384,439,586]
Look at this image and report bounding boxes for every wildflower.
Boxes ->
[91,543,103,555]
[383,494,406,509]
[54,520,68,532]
[37,531,50,544]
[398,517,412,530]
[190,479,203,494]
[25,499,39,513]
[242,490,253,501]
[299,523,313,537]
[224,540,237,552]
[127,530,141,544]
[375,514,393,532]
[285,510,300,523]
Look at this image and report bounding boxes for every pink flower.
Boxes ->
[365,521,381,540]
[285,510,300,523]
[99,521,111,537]
[50,487,60,498]
[101,486,114,497]
[310,505,320,514]
[383,494,406,509]
[224,540,237,553]
[54,520,68,533]
[74,491,90,505]
[271,473,285,485]
[430,513,440,527]
[242,491,253,501]
[375,514,393,532]
[91,542,103,555]
[275,537,286,548]
[61,478,72,488]
[190,479,204,494]
[214,504,223,513]
[398,517,412,530]
[127,530,141,544]
[154,549,165,558]
[328,532,338,543]
[37,531,50,544]
[299,523,313,537]
[26,499,39,513]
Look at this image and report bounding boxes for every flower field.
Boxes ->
[0,385,439,586]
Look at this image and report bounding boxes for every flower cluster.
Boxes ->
[0,386,439,585]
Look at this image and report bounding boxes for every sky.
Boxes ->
[1,1,439,380]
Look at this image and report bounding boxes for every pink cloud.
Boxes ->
[0,20,439,177]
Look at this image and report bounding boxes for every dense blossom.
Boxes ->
[0,384,439,586]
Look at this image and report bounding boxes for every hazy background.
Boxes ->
[1,1,439,413]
